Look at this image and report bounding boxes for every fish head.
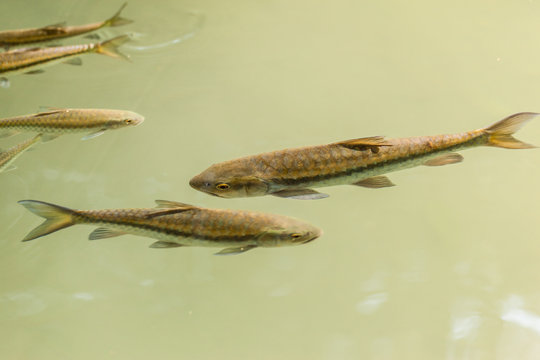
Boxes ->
[257,221,322,247]
[190,164,269,198]
[106,111,145,129]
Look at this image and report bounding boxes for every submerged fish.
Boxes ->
[0,134,41,173]
[0,34,130,86]
[0,3,132,48]
[190,113,538,199]
[18,200,321,255]
[0,108,144,141]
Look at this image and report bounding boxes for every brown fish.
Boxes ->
[190,113,537,199]
[0,134,41,173]
[0,108,144,141]
[0,34,130,87]
[18,200,321,255]
[0,3,132,48]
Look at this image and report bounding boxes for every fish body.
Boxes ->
[18,200,321,255]
[0,108,144,140]
[0,34,130,82]
[190,113,537,199]
[0,134,41,173]
[0,3,132,47]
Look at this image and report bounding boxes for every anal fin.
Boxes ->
[353,176,395,189]
[88,227,127,240]
[423,153,464,166]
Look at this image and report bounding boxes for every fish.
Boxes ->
[0,34,131,87]
[17,200,322,255]
[0,134,42,173]
[190,112,538,200]
[0,3,132,48]
[0,108,144,141]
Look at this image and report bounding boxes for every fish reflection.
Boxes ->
[0,3,132,48]
[0,108,143,141]
[18,200,321,255]
[0,34,131,87]
[0,134,41,173]
[190,113,537,199]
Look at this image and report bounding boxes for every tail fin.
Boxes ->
[106,3,133,27]
[95,34,131,61]
[485,112,538,149]
[18,200,76,241]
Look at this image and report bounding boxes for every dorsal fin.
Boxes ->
[334,136,393,151]
[32,109,67,117]
[154,200,195,209]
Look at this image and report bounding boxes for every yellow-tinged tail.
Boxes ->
[106,3,133,27]
[485,112,538,149]
[95,34,131,61]
[18,200,76,241]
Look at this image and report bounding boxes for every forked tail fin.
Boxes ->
[95,34,131,61]
[106,3,133,27]
[18,200,76,241]
[485,112,538,149]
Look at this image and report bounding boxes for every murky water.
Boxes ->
[2,0,540,359]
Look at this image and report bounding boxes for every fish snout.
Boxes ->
[189,175,216,195]
[304,227,323,243]
[131,112,145,126]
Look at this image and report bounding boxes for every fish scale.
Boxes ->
[0,3,132,47]
[0,108,143,140]
[190,113,538,199]
[17,200,322,255]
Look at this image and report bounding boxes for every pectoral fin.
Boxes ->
[423,153,463,166]
[88,227,127,240]
[214,245,257,255]
[149,241,184,249]
[271,188,329,200]
[81,130,106,140]
[353,176,395,188]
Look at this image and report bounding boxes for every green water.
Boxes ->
[2,0,540,359]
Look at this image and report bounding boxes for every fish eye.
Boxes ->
[124,119,133,124]
[291,233,302,239]
[216,183,230,190]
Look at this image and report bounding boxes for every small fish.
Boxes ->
[0,134,41,173]
[0,3,132,48]
[0,34,131,86]
[190,113,538,199]
[0,108,144,141]
[18,200,322,255]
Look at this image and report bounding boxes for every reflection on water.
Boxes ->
[1,0,540,359]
